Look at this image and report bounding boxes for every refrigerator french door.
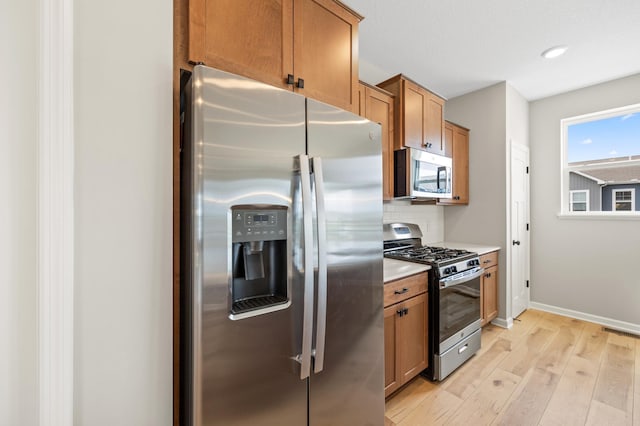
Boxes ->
[181,65,384,425]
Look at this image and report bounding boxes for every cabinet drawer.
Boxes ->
[480,251,498,269]
[384,272,427,307]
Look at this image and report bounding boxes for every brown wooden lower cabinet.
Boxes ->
[383,272,428,397]
[480,250,499,326]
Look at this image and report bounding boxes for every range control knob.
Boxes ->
[443,267,451,275]
[467,259,477,267]
[450,266,457,273]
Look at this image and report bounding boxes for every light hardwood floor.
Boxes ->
[385,309,639,426]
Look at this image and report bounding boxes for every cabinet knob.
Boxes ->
[296,78,304,89]
[286,74,295,85]
[396,309,404,317]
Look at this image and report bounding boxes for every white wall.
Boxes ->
[443,83,509,319]
[74,0,173,424]
[529,73,640,327]
[0,2,38,425]
[506,84,529,149]
[384,202,444,243]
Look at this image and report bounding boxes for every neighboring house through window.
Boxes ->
[613,188,634,211]
[562,103,640,215]
[569,190,589,211]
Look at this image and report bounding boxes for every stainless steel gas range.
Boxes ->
[383,223,483,381]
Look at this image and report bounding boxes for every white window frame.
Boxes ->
[612,188,635,211]
[569,190,589,212]
[560,102,640,218]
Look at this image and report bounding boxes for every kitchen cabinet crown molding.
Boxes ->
[377,73,448,101]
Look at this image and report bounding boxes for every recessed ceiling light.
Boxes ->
[541,45,568,59]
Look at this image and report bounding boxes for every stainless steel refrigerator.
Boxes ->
[181,65,384,425]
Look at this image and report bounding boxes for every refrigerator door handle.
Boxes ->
[312,157,327,373]
[297,154,314,380]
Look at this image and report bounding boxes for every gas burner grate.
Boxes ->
[384,245,476,265]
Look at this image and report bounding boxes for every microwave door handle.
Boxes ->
[437,166,446,190]
[297,154,314,380]
[444,166,451,192]
[312,157,327,373]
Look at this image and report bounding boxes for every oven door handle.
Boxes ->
[439,268,484,289]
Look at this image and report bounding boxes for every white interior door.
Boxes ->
[510,143,530,318]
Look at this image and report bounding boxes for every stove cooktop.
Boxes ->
[384,245,477,266]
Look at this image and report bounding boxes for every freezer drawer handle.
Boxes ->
[297,154,314,380]
[312,157,327,373]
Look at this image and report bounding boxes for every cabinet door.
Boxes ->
[383,305,400,397]
[357,82,367,116]
[424,93,445,155]
[402,80,426,150]
[398,293,429,383]
[293,0,360,112]
[365,87,394,200]
[452,126,469,203]
[482,265,498,325]
[439,122,469,205]
[188,0,294,90]
[443,121,454,158]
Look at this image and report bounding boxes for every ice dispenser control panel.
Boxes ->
[232,206,287,243]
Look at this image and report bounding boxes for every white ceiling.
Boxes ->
[341,0,640,101]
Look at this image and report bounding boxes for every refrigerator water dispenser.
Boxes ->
[230,205,288,317]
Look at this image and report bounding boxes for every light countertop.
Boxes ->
[383,258,430,283]
[432,241,501,256]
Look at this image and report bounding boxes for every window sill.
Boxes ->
[557,212,640,220]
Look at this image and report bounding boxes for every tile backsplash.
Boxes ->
[383,200,444,243]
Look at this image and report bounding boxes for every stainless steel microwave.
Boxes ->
[394,148,452,199]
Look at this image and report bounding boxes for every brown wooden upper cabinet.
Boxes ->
[358,82,394,200]
[377,74,446,155]
[188,0,362,113]
[438,121,469,205]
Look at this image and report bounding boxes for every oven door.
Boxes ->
[437,267,483,353]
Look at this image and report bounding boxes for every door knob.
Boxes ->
[512,240,521,246]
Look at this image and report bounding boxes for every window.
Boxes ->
[569,190,589,212]
[613,189,634,211]
[561,102,640,216]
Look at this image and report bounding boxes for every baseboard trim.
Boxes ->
[529,302,640,335]
[490,317,513,329]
